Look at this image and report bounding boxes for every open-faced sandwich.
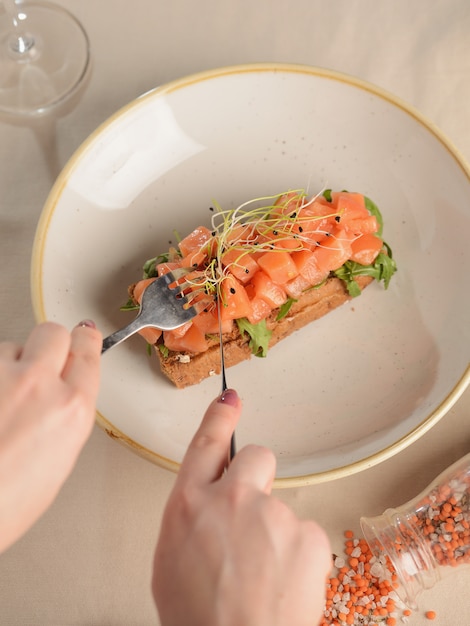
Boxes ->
[122,189,397,388]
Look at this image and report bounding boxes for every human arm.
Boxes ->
[0,321,102,553]
[152,388,332,626]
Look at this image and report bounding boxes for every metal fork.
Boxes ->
[102,268,236,461]
[101,270,197,353]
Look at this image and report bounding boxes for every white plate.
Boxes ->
[31,63,470,486]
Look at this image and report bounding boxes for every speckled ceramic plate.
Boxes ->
[31,63,470,486]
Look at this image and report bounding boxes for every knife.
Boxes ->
[217,290,236,462]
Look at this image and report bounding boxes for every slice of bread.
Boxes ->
[153,274,373,388]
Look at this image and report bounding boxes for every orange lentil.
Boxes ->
[357,460,468,624]
[321,530,416,626]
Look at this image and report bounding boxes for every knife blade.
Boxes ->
[217,289,236,461]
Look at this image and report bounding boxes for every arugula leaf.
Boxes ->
[333,265,363,297]
[236,318,272,358]
[334,243,397,296]
[276,297,297,321]
[364,195,384,237]
[158,344,170,358]
[305,278,327,292]
[120,297,139,312]
[143,253,170,279]
[376,243,397,288]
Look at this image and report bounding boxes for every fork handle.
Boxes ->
[101,315,146,353]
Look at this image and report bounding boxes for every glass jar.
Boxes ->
[360,453,470,609]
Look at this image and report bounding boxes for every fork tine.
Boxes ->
[141,271,197,323]
[164,272,212,309]
[170,267,191,280]
[101,269,198,354]
[155,274,198,310]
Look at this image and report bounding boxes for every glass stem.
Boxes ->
[4,0,35,55]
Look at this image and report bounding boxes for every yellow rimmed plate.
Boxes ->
[31,63,470,486]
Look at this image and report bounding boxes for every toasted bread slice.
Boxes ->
[152,274,373,388]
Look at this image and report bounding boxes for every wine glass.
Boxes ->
[0,0,90,116]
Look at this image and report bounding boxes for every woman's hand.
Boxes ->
[0,321,102,553]
[153,389,331,626]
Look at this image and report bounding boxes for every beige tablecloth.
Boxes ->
[0,1,469,624]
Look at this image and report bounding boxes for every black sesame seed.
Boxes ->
[230,287,236,294]
[298,226,304,233]
[335,215,341,222]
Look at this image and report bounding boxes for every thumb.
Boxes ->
[176,389,242,488]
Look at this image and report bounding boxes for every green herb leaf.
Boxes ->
[364,195,384,237]
[305,278,327,292]
[276,297,297,321]
[236,318,272,358]
[322,188,332,202]
[334,243,397,296]
[120,298,140,312]
[158,344,170,358]
[143,253,171,279]
[333,265,363,297]
[375,243,397,289]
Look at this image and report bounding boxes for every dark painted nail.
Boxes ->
[77,319,96,329]
[217,388,239,407]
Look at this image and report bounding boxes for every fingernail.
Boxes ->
[217,388,239,407]
[77,319,96,329]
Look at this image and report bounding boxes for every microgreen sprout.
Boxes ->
[128,187,397,362]
[155,188,391,310]
[141,188,395,322]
